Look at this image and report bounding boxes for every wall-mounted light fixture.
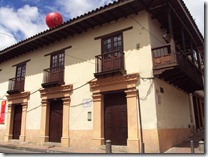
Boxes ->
[87,112,92,121]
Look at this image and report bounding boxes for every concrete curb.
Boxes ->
[0,144,79,153]
[0,144,47,153]
[46,150,75,153]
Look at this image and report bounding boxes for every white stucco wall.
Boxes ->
[154,78,191,128]
[148,14,167,48]
[64,10,158,130]
[147,14,192,129]
[0,10,159,132]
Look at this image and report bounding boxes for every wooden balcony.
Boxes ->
[94,51,126,78]
[7,77,25,94]
[152,44,203,93]
[41,66,64,88]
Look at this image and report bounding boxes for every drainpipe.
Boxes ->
[188,93,196,134]
[137,91,145,153]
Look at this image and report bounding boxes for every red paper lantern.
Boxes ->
[46,12,63,28]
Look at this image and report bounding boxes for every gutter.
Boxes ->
[137,90,145,153]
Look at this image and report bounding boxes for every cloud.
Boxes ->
[0,0,203,51]
[0,5,47,50]
[0,26,17,50]
[55,0,117,20]
[0,0,117,51]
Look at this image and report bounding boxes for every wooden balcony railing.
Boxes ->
[176,50,203,88]
[7,77,25,94]
[152,44,176,68]
[94,50,126,78]
[42,66,64,88]
[152,44,203,93]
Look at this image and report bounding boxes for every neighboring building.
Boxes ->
[0,0,204,153]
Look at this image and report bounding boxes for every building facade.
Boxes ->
[0,0,204,153]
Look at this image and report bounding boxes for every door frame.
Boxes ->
[39,84,72,147]
[90,73,140,153]
[5,92,29,142]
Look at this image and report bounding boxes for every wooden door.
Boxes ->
[104,92,127,145]
[49,100,63,142]
[13,105,22,139]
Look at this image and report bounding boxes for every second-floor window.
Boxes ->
[42,51,65,87]
[49,51,64,81]
[94,30,128,77]
[102,34,123,55]
[51,52,64,69]
[7,63,26,94]
[16,63,26,80]
[101,34,124,72]
[15,63,26,92]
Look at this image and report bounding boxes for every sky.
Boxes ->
[0,0,204,51]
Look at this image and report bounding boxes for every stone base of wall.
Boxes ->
[143,129,160,153]
[0,128,191,153]
[142,128,191,153]
[25,130,41,144]
[158,128,191,152]
[70,130,93,148]
[0,129,6,141]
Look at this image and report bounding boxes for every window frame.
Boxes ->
[50,51,65,69]
[15,62,26,81]
[101,33,124,55]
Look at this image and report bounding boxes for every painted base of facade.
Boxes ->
[26,130,41,144]
[142,128,191,153]
[158,128,191,152]
[143,129,160,153]
[0,128,191,153]
[0,130,6,141]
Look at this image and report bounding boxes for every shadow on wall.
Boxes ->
[0,22,150,86]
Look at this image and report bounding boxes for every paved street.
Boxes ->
[0,147,39,153]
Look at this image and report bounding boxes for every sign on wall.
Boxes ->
[82,99,92,107]
[0,101,6,124]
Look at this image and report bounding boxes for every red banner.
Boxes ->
[0,101,6,124]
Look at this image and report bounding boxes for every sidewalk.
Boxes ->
[0,141,106,153]
[165,129,205,154]
[165,147,203,154]
[0,141,204,154]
